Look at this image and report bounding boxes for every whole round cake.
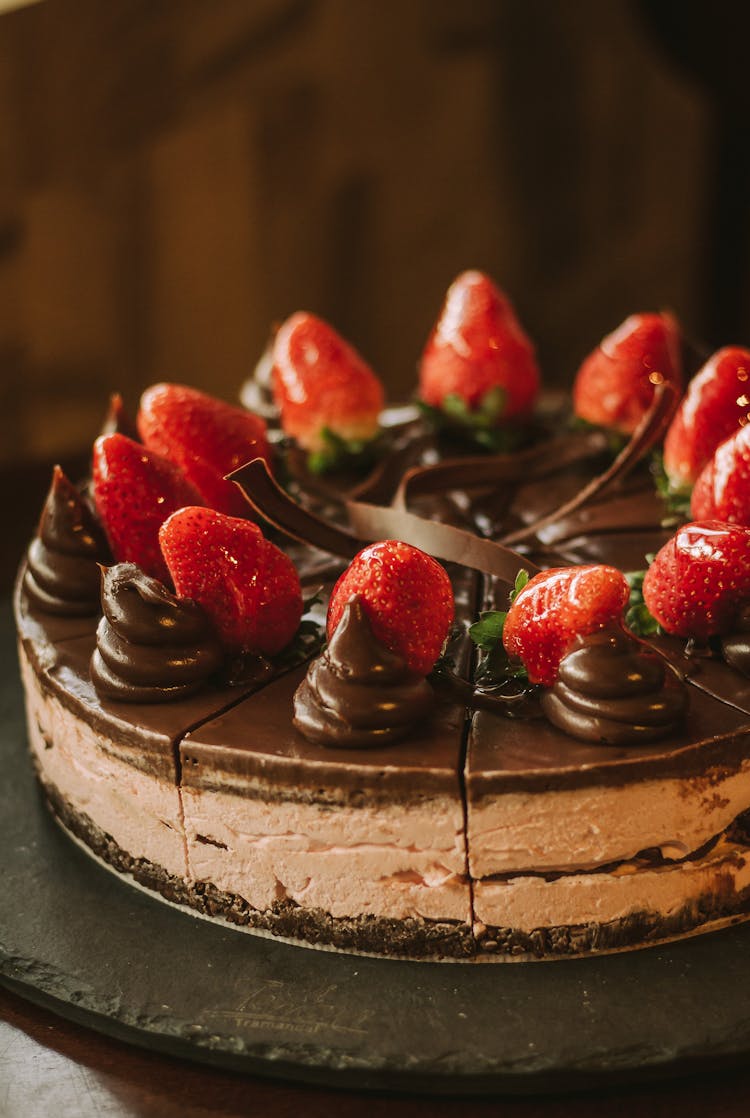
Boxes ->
[16,273,750,960]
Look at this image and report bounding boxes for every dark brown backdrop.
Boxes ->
[0,0,739,465]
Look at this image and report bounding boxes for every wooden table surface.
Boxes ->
[4,457,750,1116]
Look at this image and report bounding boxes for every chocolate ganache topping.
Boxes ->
[721,604,750,676]
[539,628,688,745]
[24,466,110,616]
[293,595,433,748]
[90,563,223,703]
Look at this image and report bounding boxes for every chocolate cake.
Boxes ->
[15,279,750,960]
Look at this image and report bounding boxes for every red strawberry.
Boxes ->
[642,521,750,640]
[271,312,384,454]
[138,384,271,519]
[327,541,454,676]
[691,424,750,525]
[92,434,204,583]
[419,270,539,420]
[573,312,682,434]
[159,506,302,655]
[663,346,750,490]
[503,565,630,686]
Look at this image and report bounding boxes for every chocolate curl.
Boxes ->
[534,490,667,547]
[348,432,434,504]
[229,458,540,580]
[501,381,679,548]
[346,500,540,580]
[99,393,140,442]
[229,459,361,558]
[391,430,608,512]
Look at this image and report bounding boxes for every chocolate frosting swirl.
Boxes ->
[99,392,140,441]
[721,604,750,676]
[90,563,223,703]
[293,595,433,748]
[539,629,688,745]
[24,466,110,616]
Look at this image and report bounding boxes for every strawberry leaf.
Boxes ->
[625,562,661,637]
[651,451,691,520]
[469,610,507,650]
[417,391,526,454]
[510,569,529,602]
[307,427,381,475]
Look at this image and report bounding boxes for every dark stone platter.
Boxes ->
[3,601,750,1097]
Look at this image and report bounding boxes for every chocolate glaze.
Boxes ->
[540,629,688,745]
[722,605,750,677]
[91,563,223,703]
[294,596,433,748]
[24,466,109,616]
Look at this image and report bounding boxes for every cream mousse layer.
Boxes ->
[19,621,263,885]
[21,645,187,877]
[180,665,472,926]
[182,787,467,921]
[468,764,750,876]
[473,832,750,934]
[466,690,750,877]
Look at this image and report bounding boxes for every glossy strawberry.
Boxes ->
[691,424,750,525]
[642,521,750,640]
[271,312,384,456]
[502,565,630,686]
[159,506,302,655]
[573,312,682,434]
[663,347,750,490]
[327,541,454,676]
[419,270,539,421]
[138,384,271,519]
[92,434,204,583]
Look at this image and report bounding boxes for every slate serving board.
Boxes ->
[3,603,750,1096]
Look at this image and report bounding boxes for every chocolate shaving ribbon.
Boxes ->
[501,382,678,546]
[230,383,676,582]
[230,459,540,580]
[391,430,607,511]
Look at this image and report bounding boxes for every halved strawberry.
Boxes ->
[138,384,271,518]
[327,541,454,676]
[419,270,539,423]
[502,565,630,686]
[642,521,750,640]
[573,312,682,434]
[271,312,384,465]
[691,424,750,525]
[92,434,204,583]
[663,346,750,490]
[159,506,302,655]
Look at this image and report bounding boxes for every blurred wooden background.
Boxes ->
[0,0,744,464]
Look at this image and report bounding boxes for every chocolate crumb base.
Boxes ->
[476,880,750,960]
[38,777,474,960]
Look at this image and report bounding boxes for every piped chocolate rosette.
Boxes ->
[722,605,750,676]
[539,629,687,744]
[294,541,455,749]
[24,466,110,616]
[500,564,688,745]
[294,596,433,747]
[90,563,223,703]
